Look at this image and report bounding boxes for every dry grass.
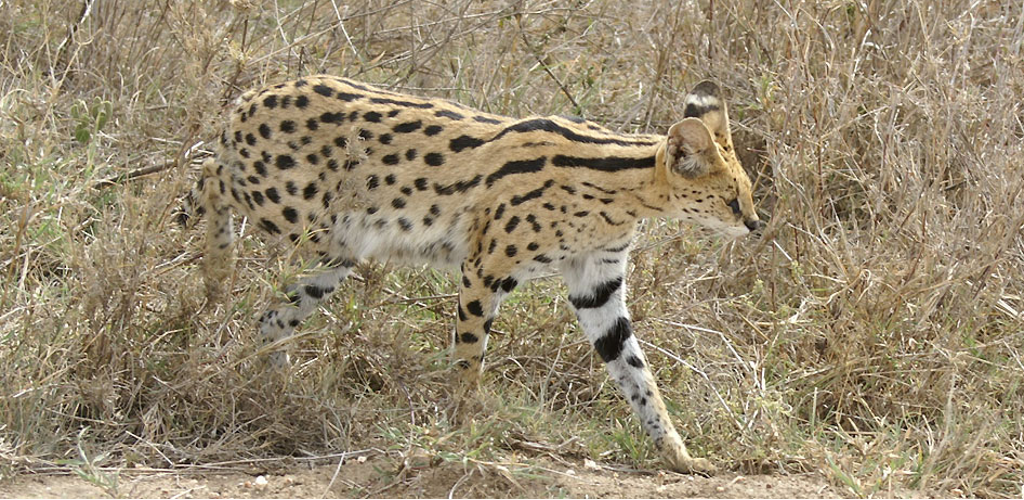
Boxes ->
[1,0,1023,497]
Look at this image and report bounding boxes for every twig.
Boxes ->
[515,15,582,115]
[639,339,745,432]
[52,0,95,80]
[92,162,178,189]
[447,470,472,499]
[384,292,457,304]
[321,452,346,499]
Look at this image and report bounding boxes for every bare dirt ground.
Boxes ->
[1,456,851,499]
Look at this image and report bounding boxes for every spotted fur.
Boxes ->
[178,76,763,475]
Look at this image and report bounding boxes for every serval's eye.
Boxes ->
[727,198,741,216]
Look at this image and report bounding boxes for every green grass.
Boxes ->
[2,0,1024,497]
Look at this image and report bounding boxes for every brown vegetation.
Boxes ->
[1,0,1022,497]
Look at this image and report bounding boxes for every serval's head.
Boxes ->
[657,81,763,237]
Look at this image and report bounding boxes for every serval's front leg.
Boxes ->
[562,250,716,475]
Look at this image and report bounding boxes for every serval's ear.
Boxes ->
[683,81,732,149]
[665,118,719,179]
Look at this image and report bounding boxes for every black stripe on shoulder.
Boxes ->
[552,155,655,171]
[599,211,626,226]
[510,179,555,206]
[433,175,483,195]
[492,118,657,148]
[581,181,618,195]
[336,92,362,102]
[442,118,659,154]
[602,241,632,253]
[486,157,547,187]
[336,78,371,92]
[333,78,401,97]
[370,97,434,109]
[435,110,465,120]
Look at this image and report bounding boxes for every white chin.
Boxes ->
[689,217,750,238]
[716,225,750,238]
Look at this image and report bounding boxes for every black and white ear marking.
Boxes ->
[683,80,732,147]
[665,118,716,179]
